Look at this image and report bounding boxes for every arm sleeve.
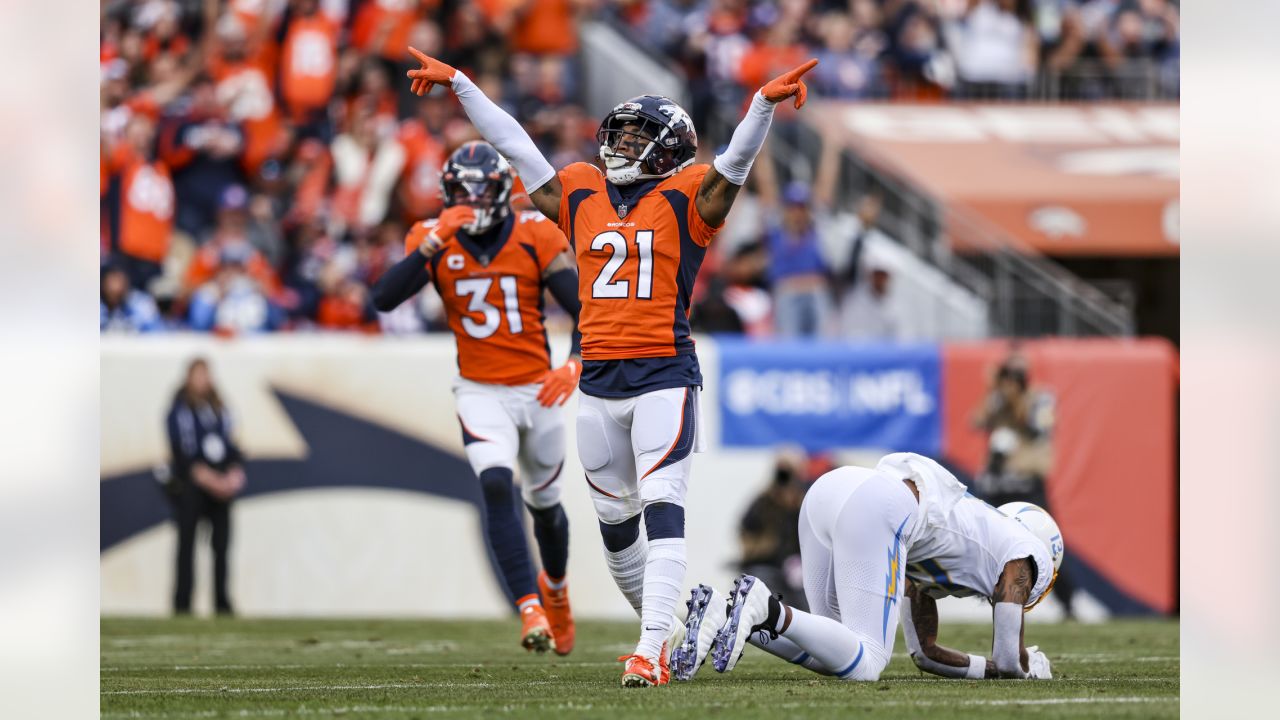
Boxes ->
[711,92,777,186]
[450,73,556,193]
[372,250,431,312]
[544,268,582,357]
[992,602,1029,678]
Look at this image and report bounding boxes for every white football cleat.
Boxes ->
[671,584,728,681]
[712,574,773,673]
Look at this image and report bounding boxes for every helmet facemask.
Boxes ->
[597,115,683,186]
[441,160,512,234]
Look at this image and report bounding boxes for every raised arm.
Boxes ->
[696,59,818,228]
[406,48,563,222]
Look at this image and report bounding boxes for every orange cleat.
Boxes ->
[538,571,576,656]
[519,602,556,654]
[659,640,671,684]
[619,653,666,687]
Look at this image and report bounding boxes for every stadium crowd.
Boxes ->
[101,0,1178,337]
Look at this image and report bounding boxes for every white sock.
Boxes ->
[604,535,648,616]
[779,607,864,677]
[635,537,687,659]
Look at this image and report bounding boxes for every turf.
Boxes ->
[101,616,1178,719]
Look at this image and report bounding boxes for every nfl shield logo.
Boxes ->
[616,204,629,218]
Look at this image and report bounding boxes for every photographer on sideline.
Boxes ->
[166,357,245,615]
[972,351,1076,618]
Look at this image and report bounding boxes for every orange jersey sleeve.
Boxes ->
[558,163,719,361]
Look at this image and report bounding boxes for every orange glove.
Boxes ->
[760,58,819,109]
[417,206,476,257]
[536,358,581,407]
[406,46,459,96]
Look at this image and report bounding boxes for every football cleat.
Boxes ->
[671,584,728,681]
[537,572,575,656]
[711,574,772,673]
[519,604,556,654]
[619,652,666,687]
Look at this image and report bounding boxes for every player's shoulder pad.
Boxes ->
[559,161,605,188]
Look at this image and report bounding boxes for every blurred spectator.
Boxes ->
[693,242,772,335]
[166,358,245,616]
[279,0,341,141]
[101,264,164,333]
[104,113,176,291]
[765,182,833,338]
[331,98,406,234]
[971,351,1076,617]
[810,9,885,99]
[837,195,902,341]
[187,241,283,334]
[944,0,1039,99]
[161,74,247,240]
[183,185,283,295]
[738,448,813,610]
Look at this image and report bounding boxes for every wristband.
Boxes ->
[966,654,986,679]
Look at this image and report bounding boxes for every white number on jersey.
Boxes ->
[589,229,654,300]
[455,276,523,339]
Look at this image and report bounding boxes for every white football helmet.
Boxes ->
[998,502,1065,573]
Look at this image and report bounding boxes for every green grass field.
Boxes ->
[101,617,1178,719]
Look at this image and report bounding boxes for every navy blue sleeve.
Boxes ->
[544,268,581,357]
[372,251,431,312]
[166,404,192,479]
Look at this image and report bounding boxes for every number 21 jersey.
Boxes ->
[555,162,719,396]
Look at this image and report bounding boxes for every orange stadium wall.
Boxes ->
[941,339,1178,614]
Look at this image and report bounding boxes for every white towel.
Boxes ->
[875,452,969,530]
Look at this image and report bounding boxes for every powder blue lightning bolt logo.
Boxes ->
[882,515,912,641]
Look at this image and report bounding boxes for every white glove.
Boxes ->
[1026,646,1052,679]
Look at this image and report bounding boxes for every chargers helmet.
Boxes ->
[999,502,1065,573]
[597,95,697,185]
[441,141,513,234]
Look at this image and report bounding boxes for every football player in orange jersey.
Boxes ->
[406,46,817,687]
[372,141,583,656]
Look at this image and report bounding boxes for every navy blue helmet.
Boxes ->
[596,95,698,185]
[441,141,514,233]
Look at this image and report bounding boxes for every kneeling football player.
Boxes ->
[373,141,582,655]
[672,452,1062,681]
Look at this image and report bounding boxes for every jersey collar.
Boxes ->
[605,177,662,220]
[454,213,515,267]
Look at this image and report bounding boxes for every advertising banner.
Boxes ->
[717,338,942,453]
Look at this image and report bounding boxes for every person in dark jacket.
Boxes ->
[166,357,245,615]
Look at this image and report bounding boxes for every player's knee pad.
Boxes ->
[521,468,563,510]
[598,514,642,553]
[530,422,565,468]
[642,502,684,541]
[639,472,686,508]
[575,407,612,473]
[477,467,516,507]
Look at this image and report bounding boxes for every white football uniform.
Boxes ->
[574,387,703,524]
[905,494,1054,605]
[782,453,1052,679]
[452,377,565,509]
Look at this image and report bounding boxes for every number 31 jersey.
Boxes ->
[555,162,718,362]
[404,211,570,386]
